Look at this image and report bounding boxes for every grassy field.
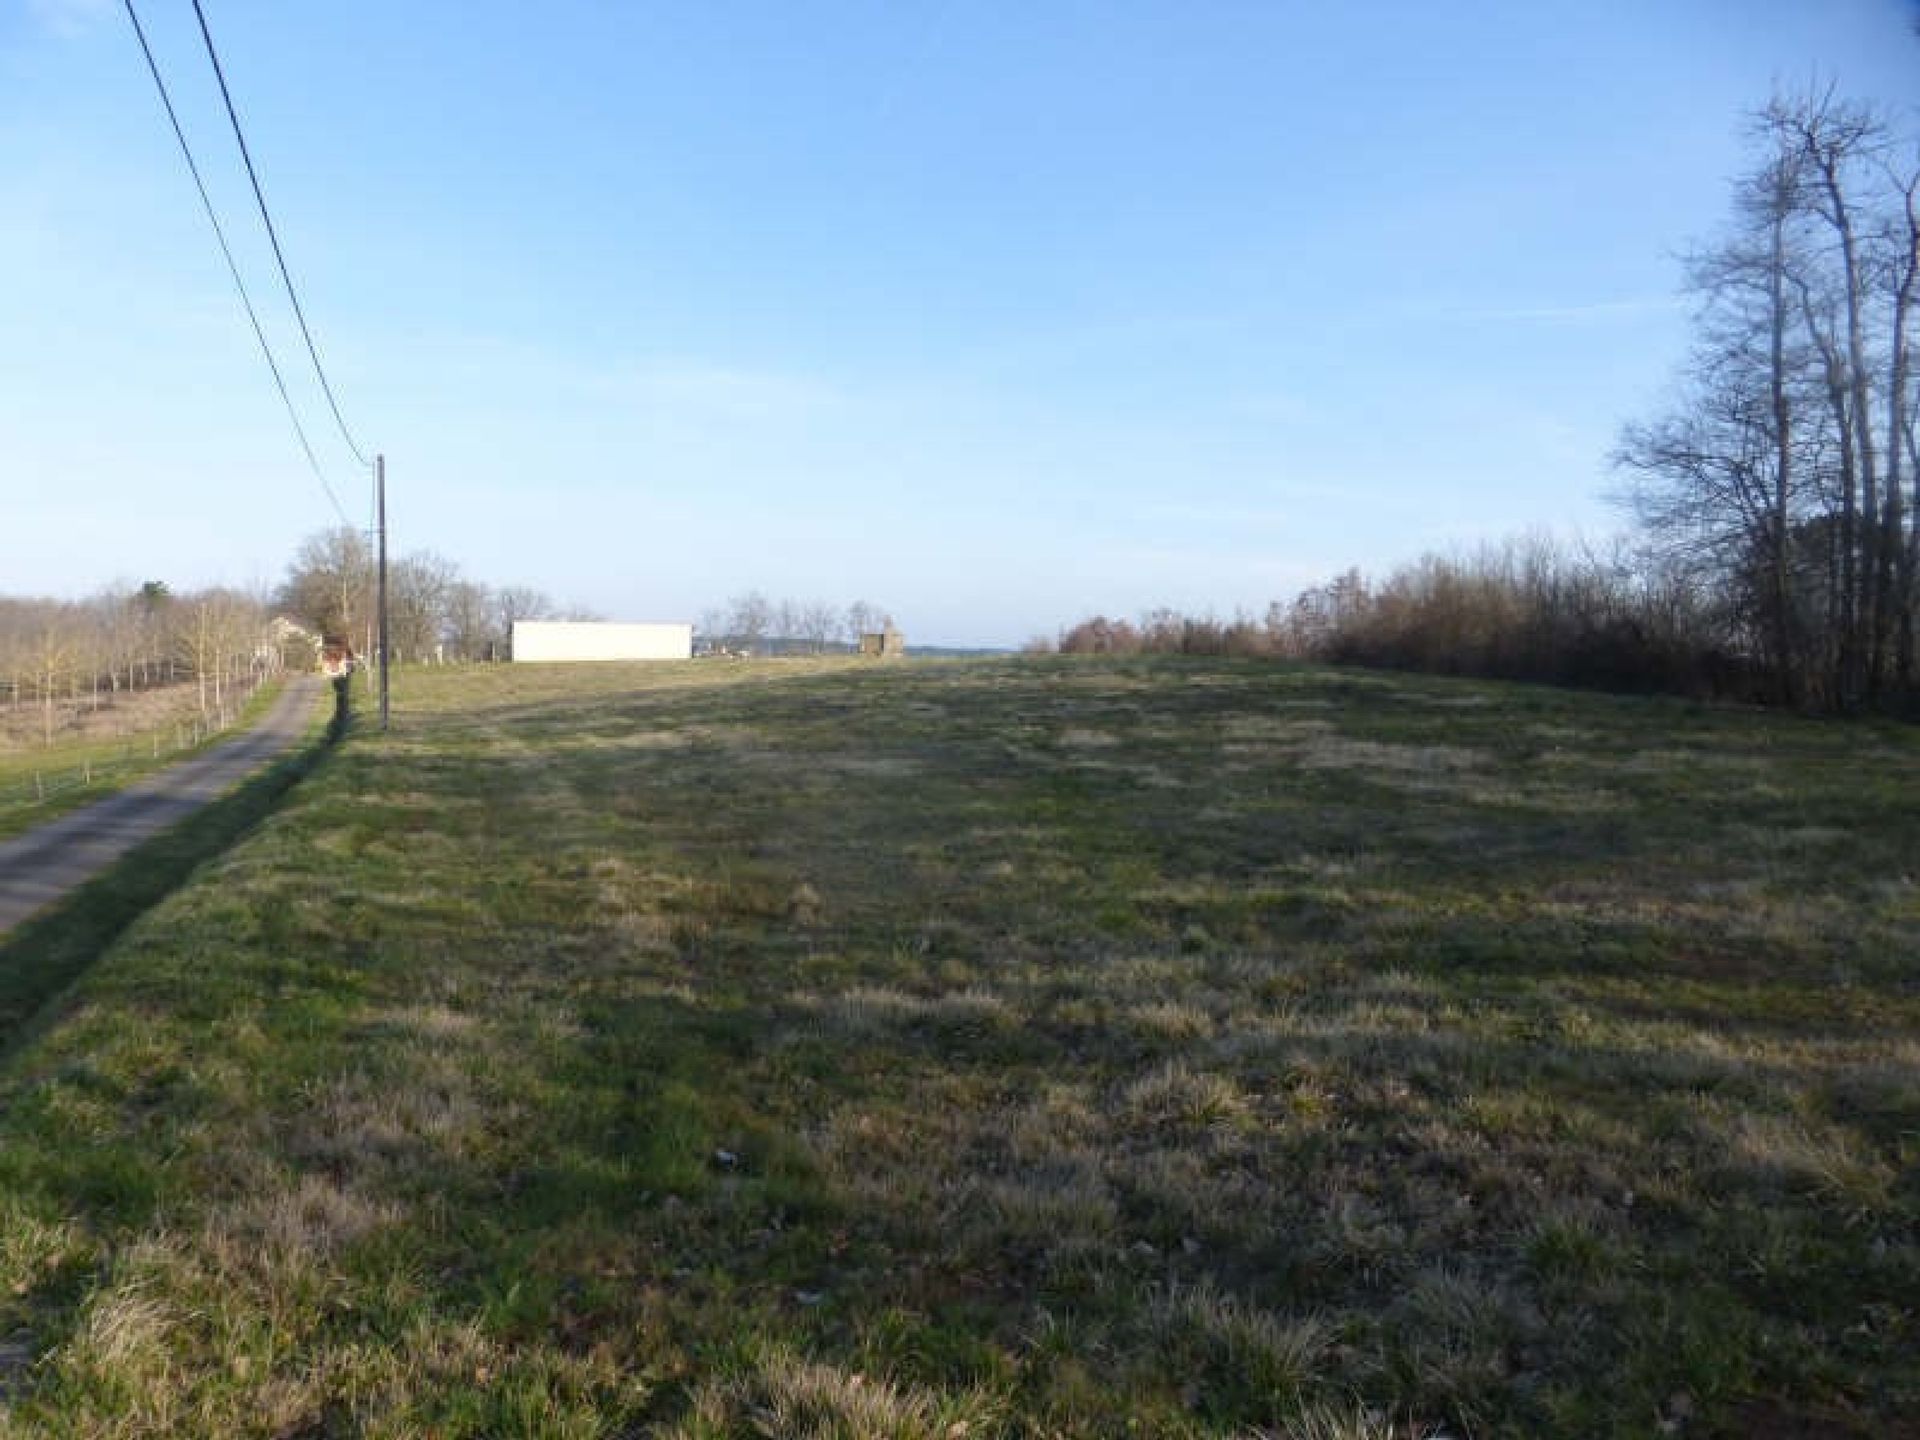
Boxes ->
[0,656,1914,1438]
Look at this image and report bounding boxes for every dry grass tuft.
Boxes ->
[813,986,1016,1038]
[673,1346,1003,1439]
[1260,1404,1451,1440]
[1150,1280,1332,1405]
[230,1173,402,1260]
[1122,1062,1254,1132]
[1296,737,1486,774]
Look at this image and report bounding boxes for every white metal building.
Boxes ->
[510,621,692,663]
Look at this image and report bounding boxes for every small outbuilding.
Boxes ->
[511,621,692,663]
[858,622,906,659]
[319,635,356,678]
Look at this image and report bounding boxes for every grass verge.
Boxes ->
[0,680,345,1053]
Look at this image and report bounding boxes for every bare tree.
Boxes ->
[845,599,879,645]
[171,588,264,722]
[1770,92,1888,698]
[800,601,840,654]
[279,527,373,646]
[1884,159,1920,688]
[444,580,495,662]
[728,591,773,655]
[31,618,75,747]
[772,599,801,655]
[1620,86,1919,709]
[389,551,459,663]
[494,586,552,627]
[495,586,554,659]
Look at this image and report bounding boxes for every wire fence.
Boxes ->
[0,674,270,826]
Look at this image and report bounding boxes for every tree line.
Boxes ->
[276,527,584,665]
[4,518,906,753]
[0,529,591,749]
[1619,87,1917,710]
[697,593,895,655]
[0,582,278,746]
[1047,538,1730,696]
[279,537,896,662]
[1048,87,1919,715]
[3,521,893,748]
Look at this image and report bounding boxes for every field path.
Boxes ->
[0,676,327,935]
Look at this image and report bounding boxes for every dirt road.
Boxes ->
[0,677,327,934]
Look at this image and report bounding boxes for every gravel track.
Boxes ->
[0,676,327,934]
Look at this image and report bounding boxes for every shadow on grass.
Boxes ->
[0,680,352,1060]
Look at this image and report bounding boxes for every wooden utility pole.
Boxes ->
[377,453,390,731]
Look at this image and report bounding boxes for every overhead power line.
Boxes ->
[121,0,352,528]
[190,0,371,472]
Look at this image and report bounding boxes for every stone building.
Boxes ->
[858,622,906,658]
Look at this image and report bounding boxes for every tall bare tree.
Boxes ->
[279,527,373,645]
[389,551,459,663]
[844,599,879,646]
[171,589,264,721]
[800,601,840,654]
[444,580,495,661]
[1620,86,1918,709]
[728,591,773,655]
[31,619,74,747]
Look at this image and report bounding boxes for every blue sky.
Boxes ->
[3,1,1916,645]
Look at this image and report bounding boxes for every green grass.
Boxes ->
[0,656,1914,1437]
[0,680,289,842]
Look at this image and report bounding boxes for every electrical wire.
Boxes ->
[190,0,371,472]
[121,0,352,528]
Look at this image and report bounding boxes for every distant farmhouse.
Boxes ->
[266,616,321,672]
[511,621,692,663]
